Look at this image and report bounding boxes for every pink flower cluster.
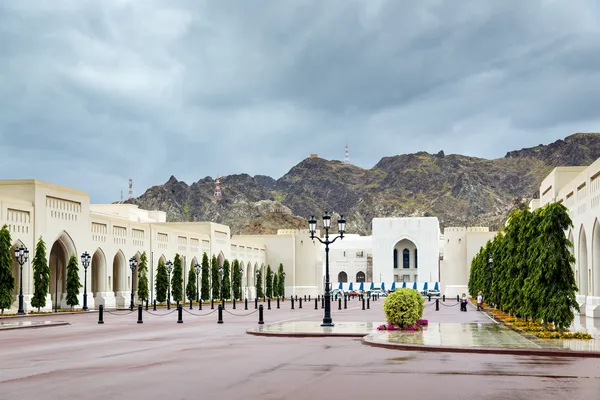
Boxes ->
[377,319,429,331]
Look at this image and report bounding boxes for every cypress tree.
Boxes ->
[232,259,241,300]
[186,268,196,302]
[0,225,14,314]
[273,273,279,297]
[211,255,220,299]
[31,236,50,311]
[256,269,264,298]
[171,254,183,302]
[155,259,168,303]
[265,265,273,298]
[65,254,81,310]
[137,252,149,303]
[222,259,231,300]
[200,252,210,301]
[278,263,285,298]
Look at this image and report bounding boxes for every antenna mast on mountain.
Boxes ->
[344,142,350,165]
[128,178,133,200]
[214,176,223,200]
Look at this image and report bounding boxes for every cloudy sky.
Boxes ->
[1,1,599,203]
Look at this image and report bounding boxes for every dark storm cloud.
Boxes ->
[0,0,598,202]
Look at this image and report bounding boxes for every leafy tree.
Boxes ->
[265,264,273,298]
[277,263,285,298]
[137,252,149,303]
[200,252,210,301]
[232,259,241,300]
[222,259,231,299]
[186,267,197,302]
[0,225,14,314]
[155,259,168,303]
[256,268,264,298]
[31,237,50,311]
[273,273,279,297]
[524,203,578,330]
[65,254,81,310]
[211,255,220,299]
[171,254,183,302]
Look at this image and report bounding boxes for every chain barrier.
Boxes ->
[144,309,178,317]
[223,308,259,317]
[441,302,460,307]
[182,308,219,317]
[104,309,136,316]
[424,302,436,308]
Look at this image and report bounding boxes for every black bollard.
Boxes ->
[304,295,307,302]
[321,297,324,309]
[344,297,347,309]
[98,304,104,324]
[299,298,303,309]
[457,295,460,302]
[137,305,143,324]
[233,298,236,310]
[258,304,264,325]
[428,295,431,302]
[443,295,446,302]
[291,297,295,310]
[254,298,258,309]
[277,297,280,309]
[211,298,214,309]
[177,304,183,323]
[222,299,225,310]
[338,298,341,310]
[362,298,365,310]
[436,298,440,311]
[245,298,248,310]
[153,299,157,311]
[367,298,370,309]
[190,299,193,310]
[267,298,271,310]
[145,300,149,311]
[309,295,311,301]
[177,300,180,309]
[199,299,202,310]
[263,296,266,303]
[314,298,318,310]
[217,304,223,324]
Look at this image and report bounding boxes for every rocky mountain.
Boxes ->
[128,133,600,235]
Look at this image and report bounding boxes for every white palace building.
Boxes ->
[2,156,600,320]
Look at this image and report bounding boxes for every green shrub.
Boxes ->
[382,288,424,328]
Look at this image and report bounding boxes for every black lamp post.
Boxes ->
[81,252,90,311]
[14,245,29,315]
[167,260,173,309]
[255,269,260,299]
[308,212,345,327]
[195,263,201,302]
[218,265,224,302]
[129,257,138,311]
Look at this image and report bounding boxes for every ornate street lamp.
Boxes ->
[14,245,29,315]
[81,252,91,311]
[308,212,345,327]
[218,265,224,302]
[167,260,173,310]
[194,263,201,302]
[129,257,138,311]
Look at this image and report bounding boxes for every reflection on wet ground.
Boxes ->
[0,320,69,330]
[248,320,385,336]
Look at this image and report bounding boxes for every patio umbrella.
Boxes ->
[412,282,417,290]
[402,282,407,288]
[338,282,343,290]
[381,282,385,291]
[434,282,439,291]
[423,282,428,291]
[359,282,364,291]
[370,282,375,290]
[391,282,396,291]
[349,282,353,291]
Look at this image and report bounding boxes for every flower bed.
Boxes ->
[377,319,428,331]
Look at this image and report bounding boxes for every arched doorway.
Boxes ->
[49,231,77,311]
[91,248,107,308]
[338,271,348,283]
[112,251,127,308]
[356,271,366,282]
[393,238,417,281]
[593,221,600,297]
[579,226,589,296]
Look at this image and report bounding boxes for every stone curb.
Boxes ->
[246,330,366,338]
[361,336,600,358]
[0,322,70,331]
[0,311,91,320]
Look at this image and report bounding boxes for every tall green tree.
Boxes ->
[277,263,285,298]
[155,259,168,303]
[0,225,14,314]
[256,268,264,298]
[222,259,231,299]
[186,268,197,302]
[211,255,220,299]
[31,237,50,311]
[137,252,149,303]
[200,252,210,301]
[265,264,273,298]
[65,254,81,310]
[171,254,183,302]
[232,259,242,300]
[273,273,279,297]
[524,203,578,330]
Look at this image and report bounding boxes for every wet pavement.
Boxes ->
[1,298,599,399]
[0,320,69,330]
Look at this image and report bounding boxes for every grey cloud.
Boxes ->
[0,0,598,202]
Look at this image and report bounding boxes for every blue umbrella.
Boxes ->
[349,282,353,291]
[434,282,439,291]
[370,282,374,290]
[338,282,343,290]
[412,282,417,290]
[402,282,407,288]
[359,282,364,291]
[391,282,396,291]
[423,282,428,291]
[381,282,385,291]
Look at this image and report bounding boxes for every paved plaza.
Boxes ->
[1,299,600,399]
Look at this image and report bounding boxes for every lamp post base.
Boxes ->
[320,321,334,327]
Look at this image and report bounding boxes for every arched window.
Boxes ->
[403,249,410,268]
[393,248,398,269]
[338,271,348,283]
[356,271,366,282]
[414,248,418,269]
